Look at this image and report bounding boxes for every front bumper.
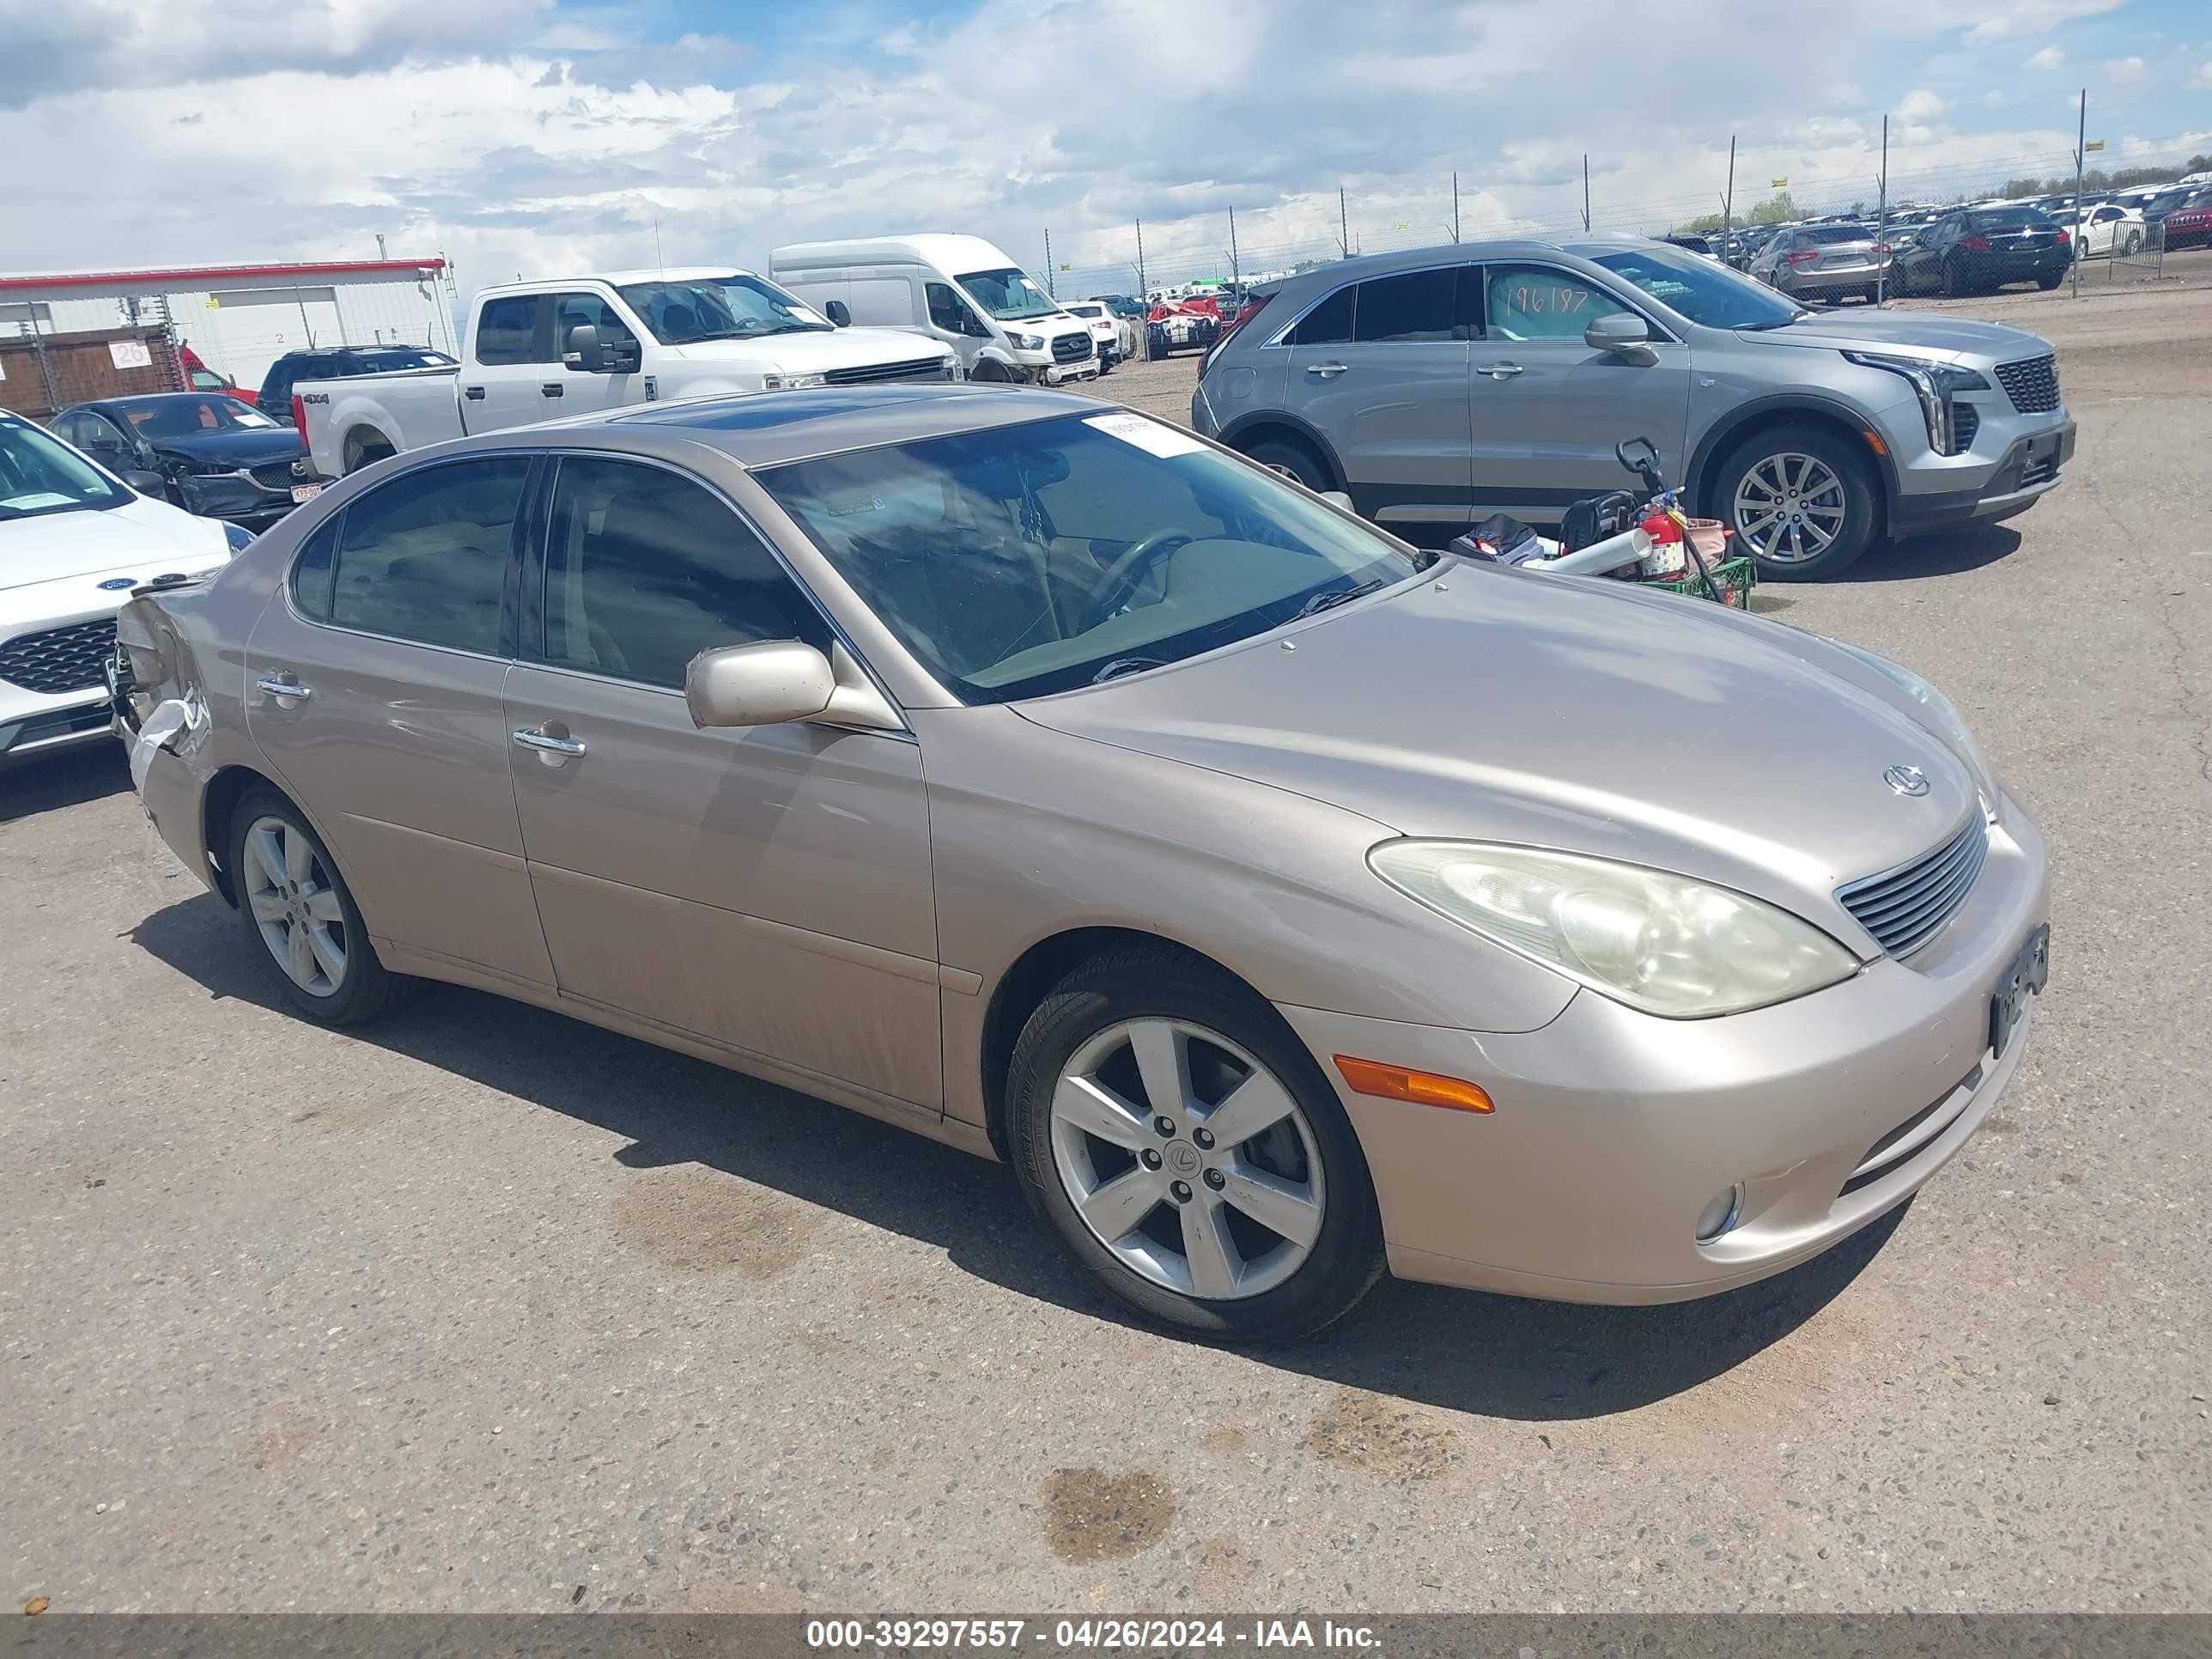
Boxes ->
[1891,416,2076,538]
[173,471,306,528]
[1278,791,2048,1305]
[0,694,115,763]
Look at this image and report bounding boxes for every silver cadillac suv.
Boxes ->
[1192,237,2075,579]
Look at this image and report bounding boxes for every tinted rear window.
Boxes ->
[1968,208,2056,230]
[1801,225,1873,244]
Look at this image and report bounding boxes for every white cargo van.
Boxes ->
[769,235,1098,386]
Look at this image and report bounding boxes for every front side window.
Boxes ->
[760,412,1416,704]
[926,282,982,333]
[955,266,1060,321]
[614,275,830,346]
[551,293,639,356]
[474,296,544,365]
[328,456,531,653]
[1482,264,1628,342]
[540,458,827,690]
[0,416,134,521]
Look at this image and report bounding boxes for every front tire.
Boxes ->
[1942,254,1964,297]
[227,787,411,1025]
[1711,424,1880,581]
[1006,952,1385,1343]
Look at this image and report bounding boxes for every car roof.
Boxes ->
[593,382,1108,469]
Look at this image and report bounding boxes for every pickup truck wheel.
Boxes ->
[342,429,396,476]
[1711,425,1878,581]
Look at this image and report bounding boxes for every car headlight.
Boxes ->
[1841,351,1990,456]
[1824,639,1999,811]
[761,370,829,390]
[1007,331,1045,352]
[1368,842,1860,1018]
[221,521,256,553]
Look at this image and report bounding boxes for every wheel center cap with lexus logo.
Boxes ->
[1884,763,1930,797]
[1165,1141,1203,1176]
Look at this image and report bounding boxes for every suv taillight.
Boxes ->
[1961,234,1991,252]
[290,392,307,431]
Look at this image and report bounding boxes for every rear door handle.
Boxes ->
[541,383,563,398]
[1475,362,1525,380]
[464,385,486,401]
[1304,362,1349,380]
[256,674,312,704]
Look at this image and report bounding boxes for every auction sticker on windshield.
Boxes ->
[1084,411,1205,459]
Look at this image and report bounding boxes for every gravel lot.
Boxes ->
[5,282,2209,1616]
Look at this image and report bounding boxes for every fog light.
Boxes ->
[1696,1183,1746,1243]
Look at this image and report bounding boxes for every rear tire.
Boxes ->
[1241,435,1334,495]
[1710,423,1880,582]
[1941,254,1964,297]
[226,786,414,1026]
[1006,951,1386,1344]
[2036,270,2064,291]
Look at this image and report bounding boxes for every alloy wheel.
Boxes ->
[1049,1017,1326,1301]
[240,815,348,997]
[1733,453,1847,565]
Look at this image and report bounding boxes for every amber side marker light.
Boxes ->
[1333,1055,1495,1114]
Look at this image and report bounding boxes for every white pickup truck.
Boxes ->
[295,266,960,478]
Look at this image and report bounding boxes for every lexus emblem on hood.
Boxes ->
[1884,763,1930,798]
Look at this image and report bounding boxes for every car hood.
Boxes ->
[143,427,307,466]
[1741,309,2051,364]
[666,327,954,370]
[1013,565,1984,933]
[0,495,233,593]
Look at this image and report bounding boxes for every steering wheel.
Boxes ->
[1081,529,1194,625]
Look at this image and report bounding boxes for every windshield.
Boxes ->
[758,411,1417,703]
[616,275,833,344]
[0,417,134,521]
[116,395,283,439]
[1589,246,1803,329]
[955,266,1061,321]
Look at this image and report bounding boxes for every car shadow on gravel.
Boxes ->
[133,890,1906,1423]
[1844,524,2024,581]
[1,743,131,824]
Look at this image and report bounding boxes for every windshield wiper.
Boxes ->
[1091,656,1167,684]
[1297,578,1384,617]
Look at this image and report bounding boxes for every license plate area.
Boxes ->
[1989,922,2051,1059]
[290,483,323,504]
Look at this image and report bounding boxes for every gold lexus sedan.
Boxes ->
[112,386,2049,1341]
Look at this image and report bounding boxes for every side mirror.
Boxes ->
[121,468,167,496]
[824,300,851,327]
[563,324,606,374]
[1585,312,1656,364]
[685,639,836,729]
[1319,490,1354,513]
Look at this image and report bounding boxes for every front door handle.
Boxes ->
[540,383,564,398]
[1304,362,1349,380]
[464,385,486,401]
[1475,362,1525,380]
[513,725,586,764]
[255,674,312,704]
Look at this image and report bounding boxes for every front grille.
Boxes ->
[249,463,300,490]
[1837,811,1989,958]
[0,618,118,695]
[821,356,957,387]
[1052,332,1093,364]
[1994,354,2059,413]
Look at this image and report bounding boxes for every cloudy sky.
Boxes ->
[2,0,2208,302]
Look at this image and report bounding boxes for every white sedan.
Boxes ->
[1,410,242,765]
[2072,204,2147,258]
